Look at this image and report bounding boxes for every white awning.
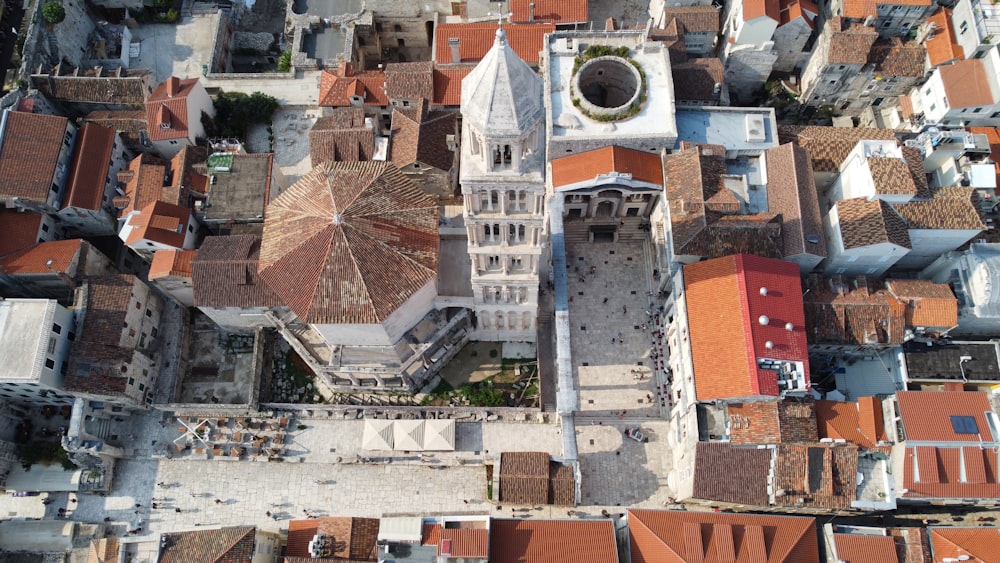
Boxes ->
[377,517,424,543]
[393,419,424,451]
[361,419,394,451]
[422,419,456,451]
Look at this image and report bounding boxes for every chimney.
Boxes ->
[166,76,179,97]
[448,37,461,64]
[529,2,535,22]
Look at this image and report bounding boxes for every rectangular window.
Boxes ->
[145,309,152,317]
[128,377,135,386]
[138,383,145,391]
[52,324,62,334]
[41,223,49,233]
[45,358,55,369]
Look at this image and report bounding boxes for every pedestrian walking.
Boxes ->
[602,297,608,304]
[103,517,112,522]
[175,508,182,513]
[152,503,158,509]
[135,503,142,508]
[189,492,197,497]
[266,511,272,517]
[157,482,165,487]
[214,499,223,504]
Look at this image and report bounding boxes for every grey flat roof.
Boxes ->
[204,155,272,223]
[902,341,1000,381]
[675,107,778,153]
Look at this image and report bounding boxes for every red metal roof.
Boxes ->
[628,509,820,563]
[434,23,555,64]
[897,391,995,442]
[510,0,588,23]
[550,146,663,188]
[684,254,810,400]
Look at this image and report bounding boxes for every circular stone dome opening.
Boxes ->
[573,56,643,120]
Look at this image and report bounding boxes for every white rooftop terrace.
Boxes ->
[674,107,779,157]
[543,31,677,154]
[0,299,60,382]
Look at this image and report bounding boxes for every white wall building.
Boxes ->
[460,28,546,343]
[910,51,1000,128]
[0,299,76,406]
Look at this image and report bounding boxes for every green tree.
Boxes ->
[41,1,66,24]
[210,90,279,140]
[278,50,292,72]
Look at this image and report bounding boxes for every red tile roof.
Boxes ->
[145,76,199,141]
[148,249,195,279]
[684,254,809,400]
[489,519,618,563]
[117,153,170,217]
[832,533,898,563]
[123,200,191,248]
[929,527,1000,563]
[693,442,773,505]
[940,59,996,110]
[925,9,964,67]
[64,122,115,211]
[286,517,379,560]
[843,0,931,19]
[319,69,388,107]
[434,23,555,64]
[432,65,473,106]
[511,0,588,23]
[258,162,438,324]
[551,146,663,188]
[897,391,995,442]
[0,209,45,258]
[438,528,489,558]
[0,238,81,275]
[192,235,282,308]
[628,509,820,563]
[884,279,958,328]
[773,443,858,509]
[727,400,819,444]
[159,526,256,563]
[0,111,69,204]
[902,445,1000,499]
[815,397,887,450]
[744,0,781,21]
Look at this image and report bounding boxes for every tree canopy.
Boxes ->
[204,91,279,140]
[42,2,66,24]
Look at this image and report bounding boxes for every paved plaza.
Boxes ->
[565,238,667,417]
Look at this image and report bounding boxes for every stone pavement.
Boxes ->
[576,420,675,507]
[565,238,665,417]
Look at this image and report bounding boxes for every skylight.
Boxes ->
[950,415,979,435]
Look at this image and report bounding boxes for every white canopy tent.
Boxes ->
[360,419,456,451]
[361,419,394,450]
[422,419,456,451]
[393,419,424,451]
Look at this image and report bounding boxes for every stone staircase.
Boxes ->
[45,33,58,65]
[562,218,653,245]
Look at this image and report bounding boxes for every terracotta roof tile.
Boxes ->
[832,533,898,563]
[780,0,817,27]
[434,23,554,64]
[286,517,379,560]
[885,279,958,328]
[890,527,933,563]
[772,443,859,509]
[551,146,663,188]
[662,6,720,33]
[145,76,199,141]
[836,197,911,249]
[117,152,170,217]
[902,445,1000,499]
[692,442,773,505]
[802,274,908,345]
[31,65,151,105]
[0,238,81,274]
[499,451,549,505]
[869,38,926,77]
[64,122,115,211]
[0,111,69,204]
[867,156,920,196]
[258,162,438,325]
[438,528,489,558]
[929,527,1000,562]
[893,187,986,231]
[728,400,819,445]
[843,0,930,19]
[628,509,820,563]
[0,209,45,258]
[511,0,588,23]
[123,200,190,248]
[489,519,618,563]
[159,526,256,563]
[815,398,887,449]
[897,390,995,442]
[940,59,997,109]
[310,109,376,165]
[148,249,195,279]
[192,235,282,308]
[764,143,827,259]
[827,18,878,65]
[684,254,809,400]
[666,145,784,259]
[383,61,434,101]
[169,145,209,197]
[84,110,149,153]
[926,9,965,67]
[388,107,458,172]
[87,537,119,563]
[432,65,472,106]
[902,146,932,199]
[744,0,782,21]
[671,58,725,103]
[319,70,388,107]
[778,125,897,173]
